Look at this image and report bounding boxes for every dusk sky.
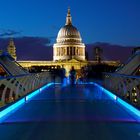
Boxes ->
[0,0,140,46]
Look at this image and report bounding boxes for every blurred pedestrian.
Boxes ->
[69,66,76,85]
[60,65,66,84]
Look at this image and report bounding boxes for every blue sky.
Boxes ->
[0,0,140,46]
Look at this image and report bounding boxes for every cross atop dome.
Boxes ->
[66,7,72,25]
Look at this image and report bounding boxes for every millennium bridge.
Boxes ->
[0,53,140,140]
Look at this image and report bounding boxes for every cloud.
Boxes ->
[86,43,134,62]
[0,36,134,62]
[0,36,52,60]
[15,36,52,60]
[16,36,51,45]
[0,29,22,37]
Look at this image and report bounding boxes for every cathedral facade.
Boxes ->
[6,8,119,76]
[53,8,85,61]
[18,8,89,75]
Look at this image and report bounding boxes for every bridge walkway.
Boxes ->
[0,84,140,140]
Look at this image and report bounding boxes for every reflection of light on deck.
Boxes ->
[1,81,140,123]
[90,82,140,120]
[0,98,25,122]
[117,98,140,117]
[93,83,117,100]
[63,81,140,120]
[0,82,54,123]
[26,89,40,101]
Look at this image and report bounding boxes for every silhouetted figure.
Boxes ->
[69,66,76,85]
[60,65,66,84]
[79,66,88,83]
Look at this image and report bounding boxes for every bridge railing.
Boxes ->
[0,72,61,107]
[103,72,140,108]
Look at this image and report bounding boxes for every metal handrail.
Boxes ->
[103,72,140,108]
[0,72,59,107]
[103,72,140,79]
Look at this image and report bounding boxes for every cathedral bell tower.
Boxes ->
[7,39,17,61]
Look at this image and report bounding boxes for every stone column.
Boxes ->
[59,48,60,56]
[65,48,67,55]
[54,47,55,56]
[77,48,79,55]
[81,48,83,56]
[55,47,56,56]
[74,47,75,55]
[83,47,85,56]
[80,48,81,55]
[61,48,63,56]
[56,48,58,56]
[57,48,59,56]
[61,48,62,56]
[72,47,74,55]
[69,47,71,55]
[63,48,65,55]
[66,47,69,55]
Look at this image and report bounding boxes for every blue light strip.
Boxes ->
[93,83,117,100]
[0,98,25,122]
[40,82,55,91]
[68,81,140,119]
[71,82,116,100]
[117,98,140,117]
[26,89,40,101]
[91,82,140,119]
[26,82,54,101]
[0,82,54,123]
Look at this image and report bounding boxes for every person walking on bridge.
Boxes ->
[69,66,76,85]
[60,65,66,85]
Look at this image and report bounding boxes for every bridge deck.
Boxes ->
[0,84,140,140]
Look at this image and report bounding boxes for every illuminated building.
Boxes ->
[53,8,85,61]
[15,8,119,75]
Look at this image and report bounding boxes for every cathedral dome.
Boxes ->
[53,8,86,61]
[56,8,82,44]
[57,25,81,40]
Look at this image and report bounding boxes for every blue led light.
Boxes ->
[26,89,40,101]
[0,98,25,121]
[94,83,117,100]
[25,83,55,101]
[40,82,55,91]
[92,82,140,119]
[0,82,54,122]
[117,97,140,117]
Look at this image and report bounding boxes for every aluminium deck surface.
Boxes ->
[0,84,140,140]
